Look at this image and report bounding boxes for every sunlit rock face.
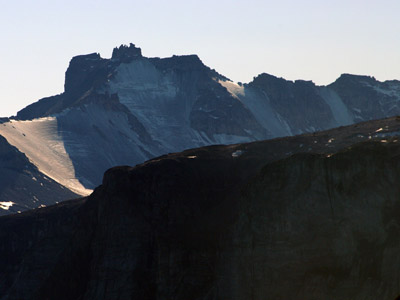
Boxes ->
[3,44,400,213]
[2,122,400,299]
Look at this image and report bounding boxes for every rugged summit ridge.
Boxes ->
[3,43,400,213]
[111,43,143,62]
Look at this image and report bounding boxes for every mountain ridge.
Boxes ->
[3,43,400,213]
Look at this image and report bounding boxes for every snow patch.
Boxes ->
[275,113,293,136]
[0,202,14,210]
[218,80,245,98]
[232,150,244,158]
[318,88,353,126]
[0,118,92,196]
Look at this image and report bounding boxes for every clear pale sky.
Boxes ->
[1,0,400,117]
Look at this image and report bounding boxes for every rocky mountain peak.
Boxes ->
[111,43,142,63]
[331,73,377,86]
[249,72,292,89]
[64,52,108,94]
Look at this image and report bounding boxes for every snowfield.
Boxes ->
[0,118,92,196]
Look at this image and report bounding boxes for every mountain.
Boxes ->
[2,117,400,299]
[2,43,400,213]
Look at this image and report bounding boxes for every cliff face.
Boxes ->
[231,145,400,300]
[0,198,86,298]
[2,119,400,299]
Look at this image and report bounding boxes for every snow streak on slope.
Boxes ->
[218,80,245,98]
[0,118,92,196]
[218,79,291,137]
[107,59,178,145]
[54,102,160,188]
[107,60,254,151]
[318,87,353,126]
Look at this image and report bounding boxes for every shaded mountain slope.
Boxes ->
[2,118,400,299]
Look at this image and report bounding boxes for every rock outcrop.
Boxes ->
[111,43,143,63]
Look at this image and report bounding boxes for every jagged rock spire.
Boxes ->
[111,43,142,63]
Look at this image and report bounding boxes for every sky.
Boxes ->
[1,0,400,117]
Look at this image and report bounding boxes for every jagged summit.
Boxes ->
[16,43,216,120]
[111,43,142,63]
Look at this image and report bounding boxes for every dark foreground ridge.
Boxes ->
[2,117,400,299]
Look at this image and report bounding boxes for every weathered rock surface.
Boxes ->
[2,119,400,299]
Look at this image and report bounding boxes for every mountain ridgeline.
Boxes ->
[2,43,400,213]
[2,44,400,299]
